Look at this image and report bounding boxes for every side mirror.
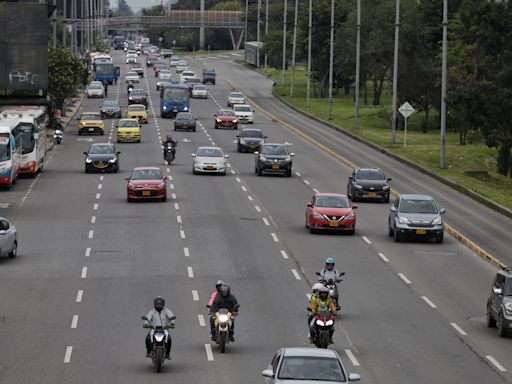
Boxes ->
[352,204,358,209]
[224,154,230,158]
[163,176,168,181]
[214,114,217,117]
[348,176,353,180]
[390,206,397,212]
[170,315,176,321]
[236,135,240,138]
[493,287,503,295]
[348,373,361,381]
[387,177,392,181]
[191,153,196,157]
[439,208,446,214]
[262,370,274,379]
[339,272,346,276]
[83,151,88,155]
[116,151,121,155]
[264,136,268,139]
[290,153,295,156]
[124,177,130,181]
[141,316,148,321]
[254,151,259,155]
[315,272,321,276]
[307,203,313,208]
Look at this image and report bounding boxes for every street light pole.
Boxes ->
[52,0,57,47]
[327,0,334,120]
[306,0,312,108]
[281,0,288,88]
[440,0,448,168]
[63,0,67,48]
[264,0,269,68]
[257,0,261,68]
[244,0,248,50]
[354,0,361,130]
[290,0,298,97]
[390,0,400,144]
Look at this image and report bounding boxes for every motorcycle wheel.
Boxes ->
[155,348,163,372]
[219,332,227,353]
[319,332,329,349]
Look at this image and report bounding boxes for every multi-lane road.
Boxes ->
[0,50,510,384]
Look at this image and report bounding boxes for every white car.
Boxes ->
[176,61,188,73]
[191,84,208,99]
[86,83,105,98]
[159,69,173,81]
[233,104,254,123]
[227,91,245,107]
[125,71,140,83]
[126,54,137,64]
[192,146,229,175]
[0,218,17,260]
[180,70,196,83]
[170,57,180,67]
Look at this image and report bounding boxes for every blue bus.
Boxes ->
[114,35,125,50]
[160,83,190,118]
[93,59,120,85]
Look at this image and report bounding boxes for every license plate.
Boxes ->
[272,164,280,170]
[206,165,214,170]
[142,191,151,196]
[97,161,104,167]
[108,112,113,115]
[329,221,339,227]
[182,125,188,128]
[416,229,427,235]
[89,128,94,132]
[249,144,256,148]
[368,191,377,198]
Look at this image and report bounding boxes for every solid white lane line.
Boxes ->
[398,273,411,284]
[291,269,301,280]
[91,216,96,224]
[450,322,467,336]
[230,169,236,174]
[280,250,289,259]
[170,184,175,189]
[421,296,437,309]
[177,215,182,223]
[180,230,186,239]
[88,230,94,239]
[248,195,253,201]
[198,314,206,327]
[76,290,83,303]
[345,349,360,366]
[362,236,371,244]
[486,355,507,372]
[85,247,91,257]
[263,218,270,226]
[205,344,214,361]
[98,184,102,190]
[71,315,79,329]
[174,203,180,210]
[255,205,261,212]
[271,233,279,242]
[192,290,199,301]
[304,180,310,185]
[235,177,241,182]
[184,247,190,257]
[96,193,101,199]
[93,203,99,210]
[64,346,73,363]
[187,267,194,278]
[81,267,87,279]
[295,172,301,177]
[378,252,389,262]
[171,193,177,199]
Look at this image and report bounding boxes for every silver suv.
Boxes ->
[486,267,512,337]
[388,194,445,243]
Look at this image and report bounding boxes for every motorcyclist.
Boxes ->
[207,280,225,308]
[210,284,239,342]
[318,257,343,310]
[162,134,177,149]
[145,296,176,359]
[308,282,326,338]
[127,82,134,93]
[309,286,336,344]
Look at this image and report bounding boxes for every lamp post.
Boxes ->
[440,0,448,168]
[354,0,361,130]
[281,0,288,88]
[264,0,269,68]
[306,0,312,108]
[244,0,248,50]
[327,0,334,120]
[257,0,261,68]
[390,0,400,144]
[290,0,298,97]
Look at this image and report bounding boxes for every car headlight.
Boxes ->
[432,216,443,225]
[505,302,512,313]
[85,158,92,163]
[233,119,238,123]
[353,183,363,189]
[325,320,334,326]
[218,314,229,323]
[260,156,267,161]
[312,211,324,219]
[129,96,132,100]
[382,185,390,190]
[183,107,188,111]
[239,139,247,144]
[345,214,355,220]
[128,182,135,188]
[284,156,291,162]
[108,158,117,163]
[216,118,222,123]
[398,216,410,224]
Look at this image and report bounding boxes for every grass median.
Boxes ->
[257,66,512,211]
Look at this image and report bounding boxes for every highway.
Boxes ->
[0,50,510,384]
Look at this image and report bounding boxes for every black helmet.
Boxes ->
[216,280,225,290]
[166,134,173,141]
[154,296,165,312]
[220,284,230,297]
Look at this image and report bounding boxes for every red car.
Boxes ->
[306,193,357,234]
[126,167,167,202]
[214,109,238,129]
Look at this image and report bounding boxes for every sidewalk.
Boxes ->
[47,91,85,151]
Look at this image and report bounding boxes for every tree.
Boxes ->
[116,0,133,16]
[48,46,84,113]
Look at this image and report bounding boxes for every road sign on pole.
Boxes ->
[398,101,415,147]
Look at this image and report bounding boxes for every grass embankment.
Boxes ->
[257,66,512,211]
[173,49,239,57]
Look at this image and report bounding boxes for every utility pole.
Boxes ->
[256,0,261,68]
[281,0,288,88]
[440,0,448,168]
[244,0,248,50]
[390,0,400,144]
[306,0,312,108]
[264,0,269,68]
[354,0,361,129]
[80,0,84,52]
[63,0,67,48]
[52,0,57,47]
[199,0,205,50]
[327,0,334,119]
[290,0,298,97]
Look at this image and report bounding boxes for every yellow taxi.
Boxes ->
[117,118,141,143]
[126,104,148,124]
[78,112,105,135]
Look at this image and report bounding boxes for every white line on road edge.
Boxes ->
[280,250,289,259]
[450,322,467,336]
[184,247,190,257]
[398,273,411,284]
[177,215,182,223]
[230,169,236,174]
[263,218,270,226]
[291,269,301,280]
[174,203,180,210]
[81,267,87,279]
[180,230,186,239]
[93,203,99,210]
[362,236,371,244]
[235,177,241,182]
[255,205,261,212]
[187,267,194,278]
[91,216,96,224]
[378,252,389,262]
[98,184,102,190]
[76,290,83,303]
[421,296,437,309]
[248,195,253,201]
[85,248,91,257]
[205,344,214,361]
[192,290,199,301]
[64,346,73,363]
[344,349,360,366]
[271,233,279,242]
[313,188,319,193]
[486,355,507,372]
[198,314,206,327]
[88,230,94,239]
[304,180,310,185]
[96,193,101,199]
[71,315,79,329]
[241,185,247,191]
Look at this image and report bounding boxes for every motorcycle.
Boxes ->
[316,271,345,311]
[54,129,63,144]
[141,315,175,372]
[212,306,238,353]
[311,308,335,349]
[127,84,134,94]
[162,142,177,165]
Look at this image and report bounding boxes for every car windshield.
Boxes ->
[400,199,438,214]
[130,90,145,96]
[164,88,189,102]
[356,169,386,180]
[235,106,252,112]
[131,169,162,180]
[183,72,195,76]
[89,84,103,89]
[240,130,263,138]
[504,278,512,296]
[261,145,288,155]
[230,93,243,98]
[186,78,201,84]
[160,70,171,74]
[89,144,114,154]
[278,356,345,382]
[103,101,118,108]
[204,71,215,76]
[316,196,350,208]
[129,106,146,112]
[176,112,193,120]
[218,110,235,117]
[197,148,223,157]
[126,72,137,77]
[194,85,206,90]
[81,114,100,120]
[0,134,11,162]
[119,120,139,127]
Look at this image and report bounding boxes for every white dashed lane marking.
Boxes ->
[362,236,371,244]
[64,346,73,363]
[291,269,301,280]
[174,203,180,210]
[205,344,214,361]
[255,205,261,212]
[421,296,437,309]
[345,349,360,366]
[378,252,389,262]
[93,203,99,210]
[180,230,186,239]
[81,267,87,279]
[98,184,102,190]
[263,218,270,226]
[248,196,253,201]
[450,322,467,336]
[192,290,199,301]
[177,215,182,224]
[398,273,411,285]
[198,314,206,327]
[184,247,190,257]
[280,250,289,259]
[71,315,79,329]
[486,355,507,372]
[85,247,91,257]
[91,216,96,224]
[76,290,83,303]
[271,233,279,242]
[187,266,194,278]
[88,230,94,239]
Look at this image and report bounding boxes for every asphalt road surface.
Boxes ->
[0,50,510,384]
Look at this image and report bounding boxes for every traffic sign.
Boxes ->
[398,102,415,119]
[158,37,163,42]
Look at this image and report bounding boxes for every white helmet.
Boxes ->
[311,283,324,293]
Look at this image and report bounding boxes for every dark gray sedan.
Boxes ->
[174,112,197,132]
[84,143,120,173]
[255,143,294,177]
[237,128,266,152]
[100,100,122,119]
[347,168,391,203]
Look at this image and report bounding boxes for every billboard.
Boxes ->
[0,3,48,92]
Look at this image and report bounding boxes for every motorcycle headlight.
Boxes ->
[312,211,324,219]
[163,106,167,110]
[432,216,442,225]
[316,319,325,326]
[239,139,247,144]
[218,314,229,323]
[325,320,334,326]
[85,158,92,163]
[398,216,410,224]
